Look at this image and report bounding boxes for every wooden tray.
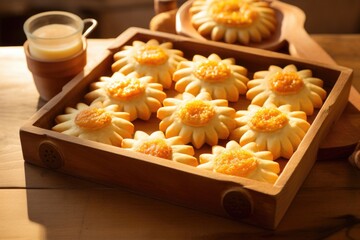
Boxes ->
[20,27,353,229]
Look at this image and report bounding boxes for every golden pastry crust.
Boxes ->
[85,72,166,121]
[198,141,279,183]
[122,131,198,166]
[52,102,134,146]
[173,53,248,102]
[230,104,310,159]
[246,64,327,115]
[190,0,277,44]
[157,92,236,149]
[111,39,186,89]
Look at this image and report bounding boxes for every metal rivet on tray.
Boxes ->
[38,141,64,169]
[222,188,252,220]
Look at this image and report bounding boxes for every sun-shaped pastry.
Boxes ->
[157,92,236,149]
[246,64,327,115]
[85,72,166,121]
[52,102,134,146]
[190,0,277,44]
[111,39,186,89]
[198,141,279,183]
[122,130,198,166]
[230,104,310,159]
[173,53,249,102]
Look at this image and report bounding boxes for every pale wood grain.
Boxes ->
[0,37,359,239]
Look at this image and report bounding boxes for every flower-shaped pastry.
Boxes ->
[190,0,277,44]
[230,104,310,159]
[85,72,166,121]
[198,141,279,183]
[157,92,236,149]
[111,39,186,89]
[246,64,327,115]
[173,53,248,102]
[52,102,134,146]
[122,131,198,166]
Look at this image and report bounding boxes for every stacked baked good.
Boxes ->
[190,0,278,45]
[52,38,327,184]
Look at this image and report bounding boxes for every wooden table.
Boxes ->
[1,36,359,239]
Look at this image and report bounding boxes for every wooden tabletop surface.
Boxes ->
[1,35,360,239]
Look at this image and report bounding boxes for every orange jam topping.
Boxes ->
[194,60,231,82]
[209,0,258,27]
[75,107,112,130]
[214,149,257,177]
[135,45,169,65]
[178,100,216,126]
[269,71,304,95]
[250,107,288,132]
[107,78,145,100]
[135,138,172,160]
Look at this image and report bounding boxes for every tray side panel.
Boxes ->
[20,127,281,228]
[273,69,353,226]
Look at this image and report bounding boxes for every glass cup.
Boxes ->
[24,11,97,60]
[23,11,97,101]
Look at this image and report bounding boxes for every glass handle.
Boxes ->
[82,18,98,38]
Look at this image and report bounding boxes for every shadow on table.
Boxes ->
[24,160,360,239]
[23,162,261,239]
